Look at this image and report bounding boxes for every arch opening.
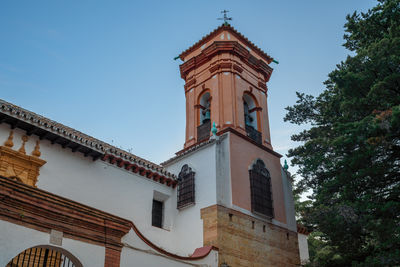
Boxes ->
[243,94,258,130]
[199,92,211,125]
[196,91,212,142]
[6,245,83,267]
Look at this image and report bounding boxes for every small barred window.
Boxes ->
[249,159,274,218]
[177,164,195,209]
[152,199,163,228]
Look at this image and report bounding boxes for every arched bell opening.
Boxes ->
[199,92,211,125]
[243,93,262,144]
[196,91,212,142]
[6,245,83,267]
[243,94,259,130]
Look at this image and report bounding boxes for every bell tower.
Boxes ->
[170,23,300,267]
[179,24,274,149]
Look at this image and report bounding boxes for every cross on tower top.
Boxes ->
[218,10,232,25]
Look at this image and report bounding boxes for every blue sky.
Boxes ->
[1,1,376,169]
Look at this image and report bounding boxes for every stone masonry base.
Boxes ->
[201,205,300,267]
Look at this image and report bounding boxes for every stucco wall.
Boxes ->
[164,140,218,253]
[121,230,218,267]
[0,124,199,256]
[281,168,297,232]
[228,132,287,224]
[298,233,310,264]
[0,220,104,267]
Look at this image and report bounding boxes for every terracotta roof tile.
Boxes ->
[179,24,273,63]
[161,138,217,166]
[0,98,175,179]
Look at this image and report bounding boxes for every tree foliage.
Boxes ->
[285,0,400,265]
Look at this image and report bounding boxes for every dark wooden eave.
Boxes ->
[0,112,103,161]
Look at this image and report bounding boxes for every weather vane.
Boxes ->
[218,10,232,25]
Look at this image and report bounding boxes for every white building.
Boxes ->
[0,24,305,267]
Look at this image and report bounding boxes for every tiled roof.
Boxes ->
[161,138,217,166]
[179,24,273,63]
[0,98,175,179]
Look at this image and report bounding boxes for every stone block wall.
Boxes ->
[201,205,300,267]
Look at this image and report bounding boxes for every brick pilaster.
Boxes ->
[104,247,121,267]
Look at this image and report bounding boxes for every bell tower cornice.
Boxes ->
[180,41,273,83]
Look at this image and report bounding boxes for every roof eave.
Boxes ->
[179,24,273,64]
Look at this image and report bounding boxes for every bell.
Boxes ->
[245,114,253,126]
[204,110,210,120]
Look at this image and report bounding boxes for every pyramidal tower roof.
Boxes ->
[179,23,273,63]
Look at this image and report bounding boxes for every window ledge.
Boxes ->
[151,225,171,231]
[177,202,195,211]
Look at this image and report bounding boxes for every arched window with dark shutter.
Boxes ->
[177,164,195,209]
[249,159,274,218]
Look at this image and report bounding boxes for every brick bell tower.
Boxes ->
[176,23,300,266]
[180,24,274,150]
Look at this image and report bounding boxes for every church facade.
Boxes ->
[0,24,301,267]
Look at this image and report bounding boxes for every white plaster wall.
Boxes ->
[215,135,232,207]
[281,168,297,232]
[164,141,217,255]
[121,230,218,267]
[0,124,214,256]
[298,233,310,264]
[0,220,104,267]
[0,126,173,252]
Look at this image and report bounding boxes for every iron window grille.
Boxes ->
[249,159,274,218]
[177,164,195,209]
[245,124,262,145]
[197,121,211,142]
[152,199,163,228]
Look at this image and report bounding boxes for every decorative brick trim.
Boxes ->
[233,64,243,73]
[184,78,196,90]
[0,176,131,251]
[180,41,273,81]
[258,81,267,90]
[0,176,216,263]
[101,154,177,188]
[297,224,311,235]
[249,107,262,113]
[0,98,171,173]
[218,127,282,158]
[209,64,220,73]
[105,247,121,267]
[128,220,218,260]
[220,62,232,69]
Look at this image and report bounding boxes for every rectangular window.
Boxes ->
[152,199,163,228]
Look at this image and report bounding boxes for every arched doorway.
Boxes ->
[6,245,82,267]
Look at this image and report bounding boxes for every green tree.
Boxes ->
[285,0,400,265]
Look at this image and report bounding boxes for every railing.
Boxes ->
[245,125,262,145]
[197,121,211,142]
